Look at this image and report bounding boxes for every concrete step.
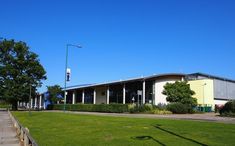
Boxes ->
[0,137,19,145]
[0,111,20,146]
[0,144,21,146]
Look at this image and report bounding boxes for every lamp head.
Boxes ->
[67,44,82,48]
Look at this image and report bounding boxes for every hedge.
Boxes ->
[128,104,154,113]
[0,103,11,109]
[166,102,193,114]
[220,100,235,117]
[47,104,129,113]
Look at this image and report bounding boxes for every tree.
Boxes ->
[162,81,197,106]
[0,39,46,110]
[47,85,62,104]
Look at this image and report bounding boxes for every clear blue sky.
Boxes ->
[1,0,235,93]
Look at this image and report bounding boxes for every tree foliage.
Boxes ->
[162,81,197,106]
[0,39,46,110]
[47,85,62,104]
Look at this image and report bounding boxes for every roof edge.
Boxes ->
[64,73,185,91]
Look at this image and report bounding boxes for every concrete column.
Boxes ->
[30,98,33,108]
[93,89,96,104]
[82,90,85,104]
[143,80,146,104]
[123,84,126,104]
[72,91,76,104]
[107,86,110,104]
[43,100,46,110]
[181,77,184,81]
[65,91,67,104]
[34,98,37,108]
[39,95,42,109]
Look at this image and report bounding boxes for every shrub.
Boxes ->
[46,104,54,110]
[162,81,197,106]
[128,104,136,113]
[47,104,129,113]
[139,104,153,112]
[220,100,235,116]
[167,102,193,114]
[215,104,224,113]
[129,104,154,113]
[145,104,154,110]
[155,103,167,110]
[152,109,172,115]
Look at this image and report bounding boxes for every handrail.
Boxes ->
[8,110,39,146]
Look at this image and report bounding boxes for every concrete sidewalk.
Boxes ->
[0,110,21,146]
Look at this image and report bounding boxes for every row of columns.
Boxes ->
[18,95,45,109]
[69,80,146,105]
[71,89,86,104]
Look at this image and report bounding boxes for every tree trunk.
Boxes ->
[12,100,18,111]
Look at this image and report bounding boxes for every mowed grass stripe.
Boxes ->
[12,112,235,146]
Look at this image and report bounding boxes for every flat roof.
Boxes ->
[38,72,234,94]
[188,72,235,83]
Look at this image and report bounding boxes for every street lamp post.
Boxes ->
[64,44,82,112]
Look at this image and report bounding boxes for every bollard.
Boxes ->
[24,131,29,146]
[20,127,24,141]
[24,128,30,146]
[17,124,21,135]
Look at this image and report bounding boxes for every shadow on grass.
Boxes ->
[131,136,166,146]
[154,124,208,146]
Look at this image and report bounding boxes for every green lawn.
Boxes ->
[13,112,235,146]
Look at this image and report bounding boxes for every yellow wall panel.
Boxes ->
[188,79,214,106]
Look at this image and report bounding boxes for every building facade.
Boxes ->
[63,73,235,109]
[64,73,185,106]
[23,73,235,110]
[187,73,235,108]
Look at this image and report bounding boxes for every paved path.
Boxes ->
[45,110,235,124]
[0,110,21,146]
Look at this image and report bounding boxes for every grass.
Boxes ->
[12,111,235,146]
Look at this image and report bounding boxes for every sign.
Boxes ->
[137,90,142,96]
[66,68,71,82]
